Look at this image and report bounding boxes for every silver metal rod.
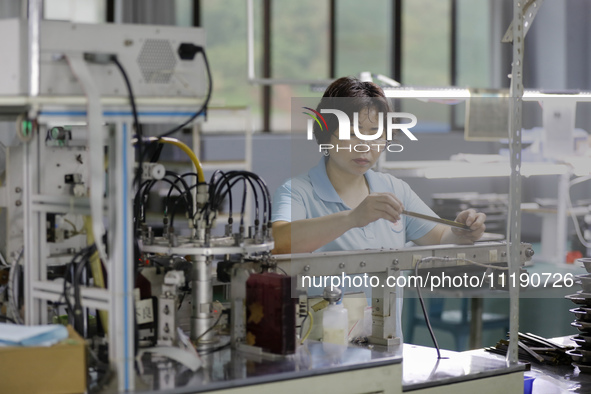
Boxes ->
[247,0,255,81]
[27,0,41,97]
[191,254,216,345]
[249,78,334,86]
[114,0,123,24]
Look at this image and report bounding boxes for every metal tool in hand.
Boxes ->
[402,210,472,230]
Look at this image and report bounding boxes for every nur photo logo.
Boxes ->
[303,107,419,153]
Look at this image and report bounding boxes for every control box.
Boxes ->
[0,18,206,98]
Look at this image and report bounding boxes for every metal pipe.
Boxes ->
[249,78,334,86]
[114,0,123,23]
[556,171,570,263]
[27,0,41,97]
[247,0,255,81]
[191,254,216,345]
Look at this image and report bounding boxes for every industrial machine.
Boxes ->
[0,1,536,393]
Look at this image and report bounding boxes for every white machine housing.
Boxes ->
[0,18,206,98]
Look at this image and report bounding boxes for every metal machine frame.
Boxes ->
[0,0,540,391]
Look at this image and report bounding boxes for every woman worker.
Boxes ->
[271,76,486,339]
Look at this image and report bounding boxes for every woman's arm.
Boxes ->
[272,192,404,254]
[272,212,353,254]
[414,209,486,246]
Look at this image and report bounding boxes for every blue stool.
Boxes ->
[405,297,509,351]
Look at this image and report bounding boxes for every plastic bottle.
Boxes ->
[322,287,349,358]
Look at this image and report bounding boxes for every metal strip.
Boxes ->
[23,132,36,324]
[274,242,533,276]
[502,0,545,43]
[506,0,526,366]
[39,111,200,117]
[122,122,132,390]
[32,281,110,310]
[247,0,255,81]
[329,0,336,78]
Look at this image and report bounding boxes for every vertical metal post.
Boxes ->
[23,128,41,324]
[247,0,255,81]
[109,122,135,391]
[23,4,42,324]
[27,0,41,98]
[556,171,570,263]
[114,0,123,23]
[328,0,336,79]
[262,0,271,131]
[391,0,402,83]
[506,0,524,366]
[191,254,215,346]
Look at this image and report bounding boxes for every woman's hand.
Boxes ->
[349,192,404,228]
[451,209,486,242]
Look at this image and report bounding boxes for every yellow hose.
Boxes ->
[145,137,205,183]
[83,216,109,334]
[301,311,314,344]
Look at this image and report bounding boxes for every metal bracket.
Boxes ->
[502,0,545,43]
[157,270,185,346]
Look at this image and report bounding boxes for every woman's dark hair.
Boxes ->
[313,76,391,145]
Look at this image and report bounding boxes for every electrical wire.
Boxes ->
[87,346,112,393]
[136,177,192,227]
[414,256,508,359]
[139,137,205,183]
[8,248,24,325]
[0,250,8,267]
[170,183,201,225]
[157,48,213,139]
[210,170,233,223]
[111,56,142,188]
[300,311,313,344]
[276,266,288,276]
[73,245,97,333]
[194,312,224,344]
[62,245,97,328]
[63,218,81,235]
[208,171,266,226]
[199,341,231,356]
[164,171,193,215]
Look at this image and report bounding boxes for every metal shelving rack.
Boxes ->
[377,0,536,365]
[2,0,536,391]
[0,1,210,390]
[9,97,203,391]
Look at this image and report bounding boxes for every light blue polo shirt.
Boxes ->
[272,157,439,341]
[272,157,438,249]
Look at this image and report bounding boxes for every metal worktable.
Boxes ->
[503,336,591,394]
[101,341,527,394]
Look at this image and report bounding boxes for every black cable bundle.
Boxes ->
[62,244,98,335]
[133,171,195,230]
[191,170,272,235]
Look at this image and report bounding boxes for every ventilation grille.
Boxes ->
[137,39,177,84]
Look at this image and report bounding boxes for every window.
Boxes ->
[335,0,392,78]
[270,0,329,131]
[101,0,494,133]
[45,0,106,23]
[201,0,263,130]
[401,0,451,132]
